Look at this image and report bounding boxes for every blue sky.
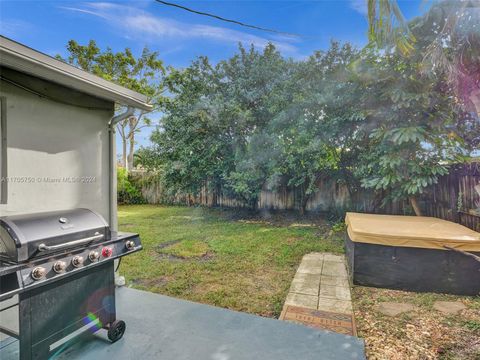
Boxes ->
[0,0,426,151]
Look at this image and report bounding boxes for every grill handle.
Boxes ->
[38,233,104,252]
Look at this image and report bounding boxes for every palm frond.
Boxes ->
[368,0,416,55]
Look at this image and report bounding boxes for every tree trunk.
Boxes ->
[213,182,220,207]
[250,197,258,211]
[300,195,308,216]
[117,120,128,169]
[299,183,309,216]
[126,117,137,171]
[127,133,135,171]
[409,196,422,216]
[121,137,127,169]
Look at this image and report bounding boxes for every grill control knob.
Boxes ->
[89,250,100,262]
[53,261,67,273]
[102,247,113,258]
[72,256,84,268]
[125,240,135,250]
[31,266,47,280]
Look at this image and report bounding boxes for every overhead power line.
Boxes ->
[154,0,301,38]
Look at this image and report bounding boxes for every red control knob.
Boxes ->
[102,247,113,258]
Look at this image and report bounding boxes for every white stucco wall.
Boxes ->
[0,79,114,224]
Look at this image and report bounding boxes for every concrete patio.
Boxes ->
[0,287,365,359]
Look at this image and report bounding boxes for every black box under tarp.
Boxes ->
[344,213,480,296]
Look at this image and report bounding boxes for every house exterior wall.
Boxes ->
[0,74,115,227]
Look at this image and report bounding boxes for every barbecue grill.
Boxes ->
[0,208,142,359]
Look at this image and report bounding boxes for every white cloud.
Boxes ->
[350,0,368,16]
[58,6,110,20]
[60,2,297,54]
[87,2,118,10]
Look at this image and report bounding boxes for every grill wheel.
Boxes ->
[107,320,126,343]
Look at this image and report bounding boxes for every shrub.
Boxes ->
[117,167,145,204]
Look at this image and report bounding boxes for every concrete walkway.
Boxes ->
[1,287,365,360]
[280,253,355,335]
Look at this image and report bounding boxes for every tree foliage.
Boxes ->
[144,30,476,214]
[150,42,371,211]
[58,40,166,170]
[117,167,144,204]
[353,48,473,213]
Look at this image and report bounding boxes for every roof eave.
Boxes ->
[0,36,153,112]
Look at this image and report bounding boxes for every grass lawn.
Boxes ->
[118,205,480,359]
[118,204,343,317]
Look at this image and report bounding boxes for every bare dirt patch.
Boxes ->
[156,250,215,262]
[353,286,480,360]
[218,208,330,228]
[285,236,302,244]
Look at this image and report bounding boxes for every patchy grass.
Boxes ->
[353,287,480,360]
[158,239,211,259]
[118,205,342,317]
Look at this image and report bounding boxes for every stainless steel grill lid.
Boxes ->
[0,208,110,262]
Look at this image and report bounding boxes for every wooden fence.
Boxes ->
[134,163,480,231]
[420,162,480,231]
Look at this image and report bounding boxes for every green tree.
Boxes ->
[154,44,296,208]
[354,48,473,215]
[151,56,231,197]
[219,44,296,207]
[257,42,363,214]
[58,40,166,170]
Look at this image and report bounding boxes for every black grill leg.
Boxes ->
[19,297,32,360]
